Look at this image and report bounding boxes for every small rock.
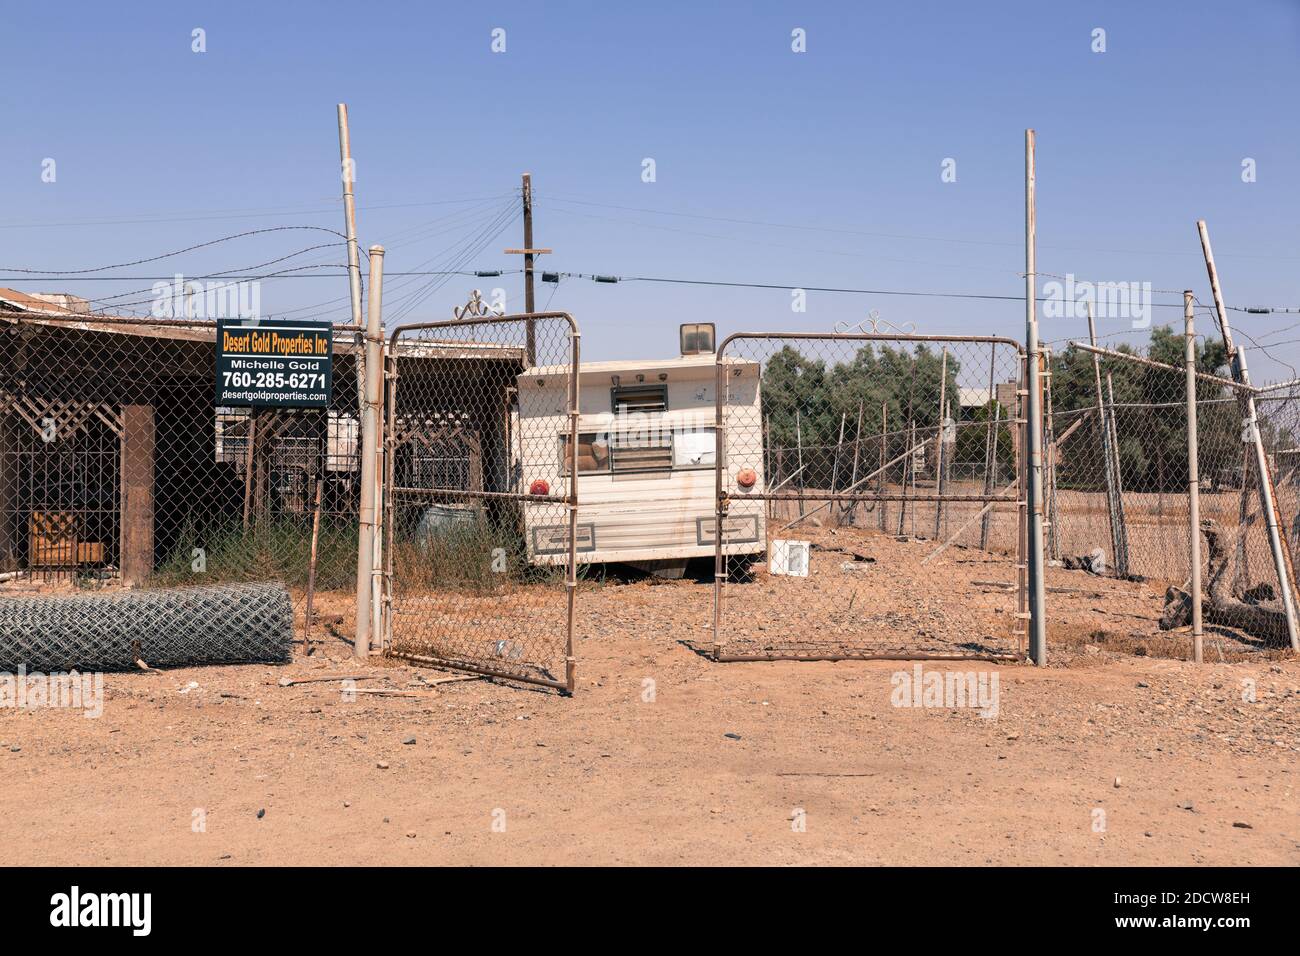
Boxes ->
[1113,776,1122,788]
[406,831,417,838]
[376,761,390,769]
[277,677,293,687]
[724,733,741,740]
[256,808,266,819]
[1137,682,1150,689]
[402,736,416,745]
[1232,821,1253,829]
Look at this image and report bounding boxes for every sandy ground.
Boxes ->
[1,552,1297,865]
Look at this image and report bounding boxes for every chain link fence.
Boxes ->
[385,313,578,692]
[1048,340,1300,653]
[711,333,1027,661]
[0,313,362,659]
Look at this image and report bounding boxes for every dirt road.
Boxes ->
[2,616,1296,865]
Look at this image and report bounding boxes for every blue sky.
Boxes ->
[2,1,1298,372]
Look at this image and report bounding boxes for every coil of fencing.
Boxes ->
[0,582,293,672]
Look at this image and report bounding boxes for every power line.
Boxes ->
[0,226,350,275]
[545,269,1199,308]
[0,193,517,230]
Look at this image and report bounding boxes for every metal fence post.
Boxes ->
[355,245,385,658]
[1184,291,1204,663]
[1024,130,1048,665]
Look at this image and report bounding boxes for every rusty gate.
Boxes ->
[711,332,1029,662]
[384,312,580,692]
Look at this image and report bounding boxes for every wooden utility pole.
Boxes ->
[504,173,552,366]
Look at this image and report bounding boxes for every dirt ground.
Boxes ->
[2,539,1297,866]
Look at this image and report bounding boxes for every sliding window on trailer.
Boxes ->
[560,427,717,475]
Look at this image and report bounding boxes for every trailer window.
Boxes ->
[559,433,609,474]
[610,430,673,473]
[611,384,668,414]
[673,428,716,469]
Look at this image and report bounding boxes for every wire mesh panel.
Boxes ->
[1049,342,1299,651]
[712,333,1026,661]
[385,313,579,692]
[0,315,361,651]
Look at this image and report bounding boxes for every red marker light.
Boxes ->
[736,468,757,489]
[529,479,550,496]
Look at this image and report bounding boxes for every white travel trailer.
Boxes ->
[514,324,766,575]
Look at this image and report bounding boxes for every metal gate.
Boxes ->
[384,312,580,692]
[711,332,1028,661]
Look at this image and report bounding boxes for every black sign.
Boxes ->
[215,320,333,408]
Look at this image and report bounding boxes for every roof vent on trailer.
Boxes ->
[679,322,715,356]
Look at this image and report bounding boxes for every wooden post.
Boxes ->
[523,173,537,365]
[120,404,155,586]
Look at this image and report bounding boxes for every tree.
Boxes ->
[1047,325,1236,493]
